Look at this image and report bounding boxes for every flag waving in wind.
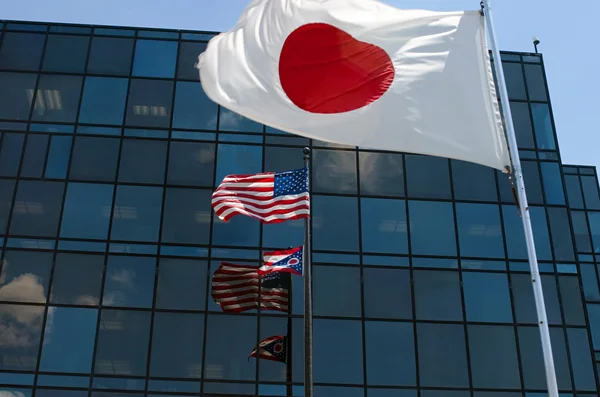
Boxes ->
[198,0,510,171]
[249,335,287,363]
[260,246,304,276]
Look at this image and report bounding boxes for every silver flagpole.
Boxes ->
[482,1,559,397]
[302,147,314,397]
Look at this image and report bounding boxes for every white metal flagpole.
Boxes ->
[481,1,559,397]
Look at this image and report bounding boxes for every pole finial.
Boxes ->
[480,1,485,15]
[303,147,311,159]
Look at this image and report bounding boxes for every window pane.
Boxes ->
[162,188,211,244]
[405,155,451,199]
[409,201,456,256]
[566,328,596,391]
[518,327,571,390]
[32,75,82,123]
[511,101,535,149]
[39,307,98,373]
[10,180,64,237]
[314,265,361,317]
[580,265,600,301]
[463,272,513,322]
[178,42,207,80]
[87,37,134,76]
[522,161,544,204]
[70,137,120,181]
[125,79,173,128]
[524,64,548,101]
[452,160,498,201]
[502,205,552,260]
[0,133,25,176]
[45,135,72,179]
[565,175,584,209]
[590,212,600,253]
[79,77,129,125]
[531,104,555,150]
[540,162,565,205]
[204,314,256,381]
[0,180,15,234]
[456,203,504,258]
[558,276,585,325]
[361,198,408,254]
[173,81,218,130]
[511,274,562,324]
[132,40,177,78]
[0,72,36,120]
[359,152,404,197]
[581,176,600,210]
[42,35,89,73]
[118,139,167,184]
[0,304,43,371]
[102,255,156,308]
[149,313,204,378]
[365,321,414,386]
[60,183,113,240]
[20,134,49,178]
[215,143,262,184]
[0,33,45,71]
[417,323,468,387]
[0,250,53,303]
[94,309,150,376]
[364,268,412,319]
[468,325,521,389]
[313,195,359,251]
[503,62,526,100]
[313,149,357,194]
[368,390,417,397]
[548,207,575,262]
[111,185,163,242]
[50,253,104,306]
[218,107,263,133]
[315,319,363,384]
[414,270,462,321]
[155,258,207,310]
[167,141,215,187]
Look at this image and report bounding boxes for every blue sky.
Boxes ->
[3,0,599,176]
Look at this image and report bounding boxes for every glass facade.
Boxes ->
[0,20,599,397]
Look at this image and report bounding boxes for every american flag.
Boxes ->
[249,335,287,363]
[211,262,290,313]
[259,246,304,276]
[211,167,310,223]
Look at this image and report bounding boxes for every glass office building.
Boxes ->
[0,19,600,397]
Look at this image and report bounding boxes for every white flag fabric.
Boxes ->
[197,0,510,171]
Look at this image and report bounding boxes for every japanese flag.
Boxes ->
[197,0,510,171]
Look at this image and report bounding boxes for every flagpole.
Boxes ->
[482,2,559,397]
[302,147,314,397]
[286,294,293,396]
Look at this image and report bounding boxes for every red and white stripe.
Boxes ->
[211,262,289,313]
[259,246,303,275]
[211,172,310,223]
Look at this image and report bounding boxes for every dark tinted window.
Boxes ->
[417,323,468,387]
[566,328,596,391]
[60,183,114,240]
[565,175,584,208]
[162,188,211,244]
[511,274,562,324]
[365,321,414,386]
[132,40,177,78]
[313,149,357,194]
[463,272,512,322]
[0,250,53,303]
[468,325,521,389]
[313,195,359,251]
[87,37,134,75]
[502,205,552,260]
[156,258,207,310]
[503,62,526,100]
[218,107,263,133]
[414,270,462,321]
[10,180,64,237]
[511,101,535,149]
[0,132,25,176]
[70,136,120,181]
[0,32,45,71]
[167,141,215,187]
[79,77,129,125]
[558,276,585,325]
[39,307,98,373]
[42,35,89,73]
[540,162,565,205]
[315,319,363,384]
[173,81,218,130]
[125,79,173,128]
[589,212,600,253]
[314,265,361,317]
[547,207,575,262]
[524,64,548,101]
[456,203,504,258]
[118,139,167,184]
[522,161,544,204]
[0,180,15,234]
[0,72,36,120]
[102,255,155,308]
[0,303,43,371]
[363,268,412,319]
[409,201,456,256]
[361,198,408,254]
[45,135,72,179]
[94,309,151,376]
[32,75,82,123]
[405,155,451,199]
[581,175,600,210]
[110,185,163,242]
[20,134,48,178]
[531,103,555,150]
[149,313,204,378]
[452,160,498,201]
[50,253,104,306]
[359,152,404,196]
[178,42,207,80]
